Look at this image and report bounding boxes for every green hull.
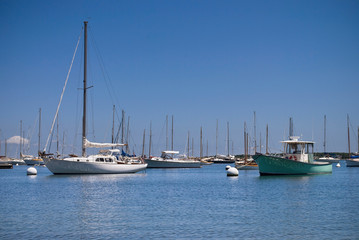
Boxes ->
[253,155,332,175]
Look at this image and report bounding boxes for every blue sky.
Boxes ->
[1,0,358,157]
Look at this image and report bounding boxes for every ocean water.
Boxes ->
[1,163,358,239]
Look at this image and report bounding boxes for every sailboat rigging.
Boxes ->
[42,21,147,174]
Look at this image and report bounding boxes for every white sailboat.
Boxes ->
[345,115,359,167]
[42,21,147,174]
[145,116,201,168]
[317,115,339,163]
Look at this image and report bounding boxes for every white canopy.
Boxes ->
[162,150,179,154]
[84,138,126,148]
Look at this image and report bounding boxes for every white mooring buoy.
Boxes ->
[27,167,37,175]
[226,165,239,176]
[336,162,341,168]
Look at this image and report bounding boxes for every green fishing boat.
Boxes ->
[253,136,332,175]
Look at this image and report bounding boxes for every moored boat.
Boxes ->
[42,21,147,174]
[145,151,201,168]
[253,136,332,175]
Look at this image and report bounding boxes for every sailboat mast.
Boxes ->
[192,137,194,157]
[254,111,256,154]
[216,119,218,157]
[126,116,130,152]
[187,131,190,158]
[347,114,351,158]
[266,124,269,154]
[200,126,203,158]
[149,121,152,157]
[166,115,168,150]
[112,105,115,144]
[82,21,88,157]
[38,108,41,156]
[56,114,59,156]
[228,122,230,156]
[171,115,174,151]
[244,122,247,162]
[20,120,22,159]
[142,129,145,157]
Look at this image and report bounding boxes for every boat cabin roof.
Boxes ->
[281,136,314,145]
[162,150,180,154]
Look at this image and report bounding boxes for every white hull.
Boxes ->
[316,157,339,163]
[145,158,201,168]
[44,157,147,174]
[346,159,359,167]
[24,159,45,166]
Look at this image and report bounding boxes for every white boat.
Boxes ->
[145,151,201,168]
[317,155,339,163]
[23,156,45,166]
[44,148,147,174]
[235,157,258,170]
[316,115,339,163]
[42,22,147,174]
[345,115,359,167]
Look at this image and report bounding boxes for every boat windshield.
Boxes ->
[286,143,313,154]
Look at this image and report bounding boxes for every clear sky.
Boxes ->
[1,0,358,158]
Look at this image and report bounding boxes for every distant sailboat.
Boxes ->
[24,108,45,166]
[42,21,147,174]
[317,115,339,163]
[145,116,201,168]
[345,115,359,167]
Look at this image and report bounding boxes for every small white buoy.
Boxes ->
[336,162,341,168]
[16,163,19,166]
[27,167,37,175]
[226,166,239,176]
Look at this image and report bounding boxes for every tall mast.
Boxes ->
[38,108,41,156]
[82,21,88,157]
[187,131,190,158]
[216,119,218,157]
[254,111,256,154]
[121,110,125,145]
[266,124,269,154]
[56,114,59,156]
[20,120,22,159]
[192,137,194,157]
[227,122,229,157]
[166,115,168,150]
[142,129,145,157]
[358,126,359,153]
[5,138,7,157]
[347,114,351,158]
[324,115,326,153]
[112,105,115,144]
[200,126,203,158]
[149,121,152,157]
[171,115,174,151]
[244,122,247,162]
[259,132,262,153]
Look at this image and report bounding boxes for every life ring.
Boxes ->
[289,155,297,161]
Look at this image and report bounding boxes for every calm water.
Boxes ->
[1,163,358,239]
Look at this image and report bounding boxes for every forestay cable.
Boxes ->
[43,29,83,153]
